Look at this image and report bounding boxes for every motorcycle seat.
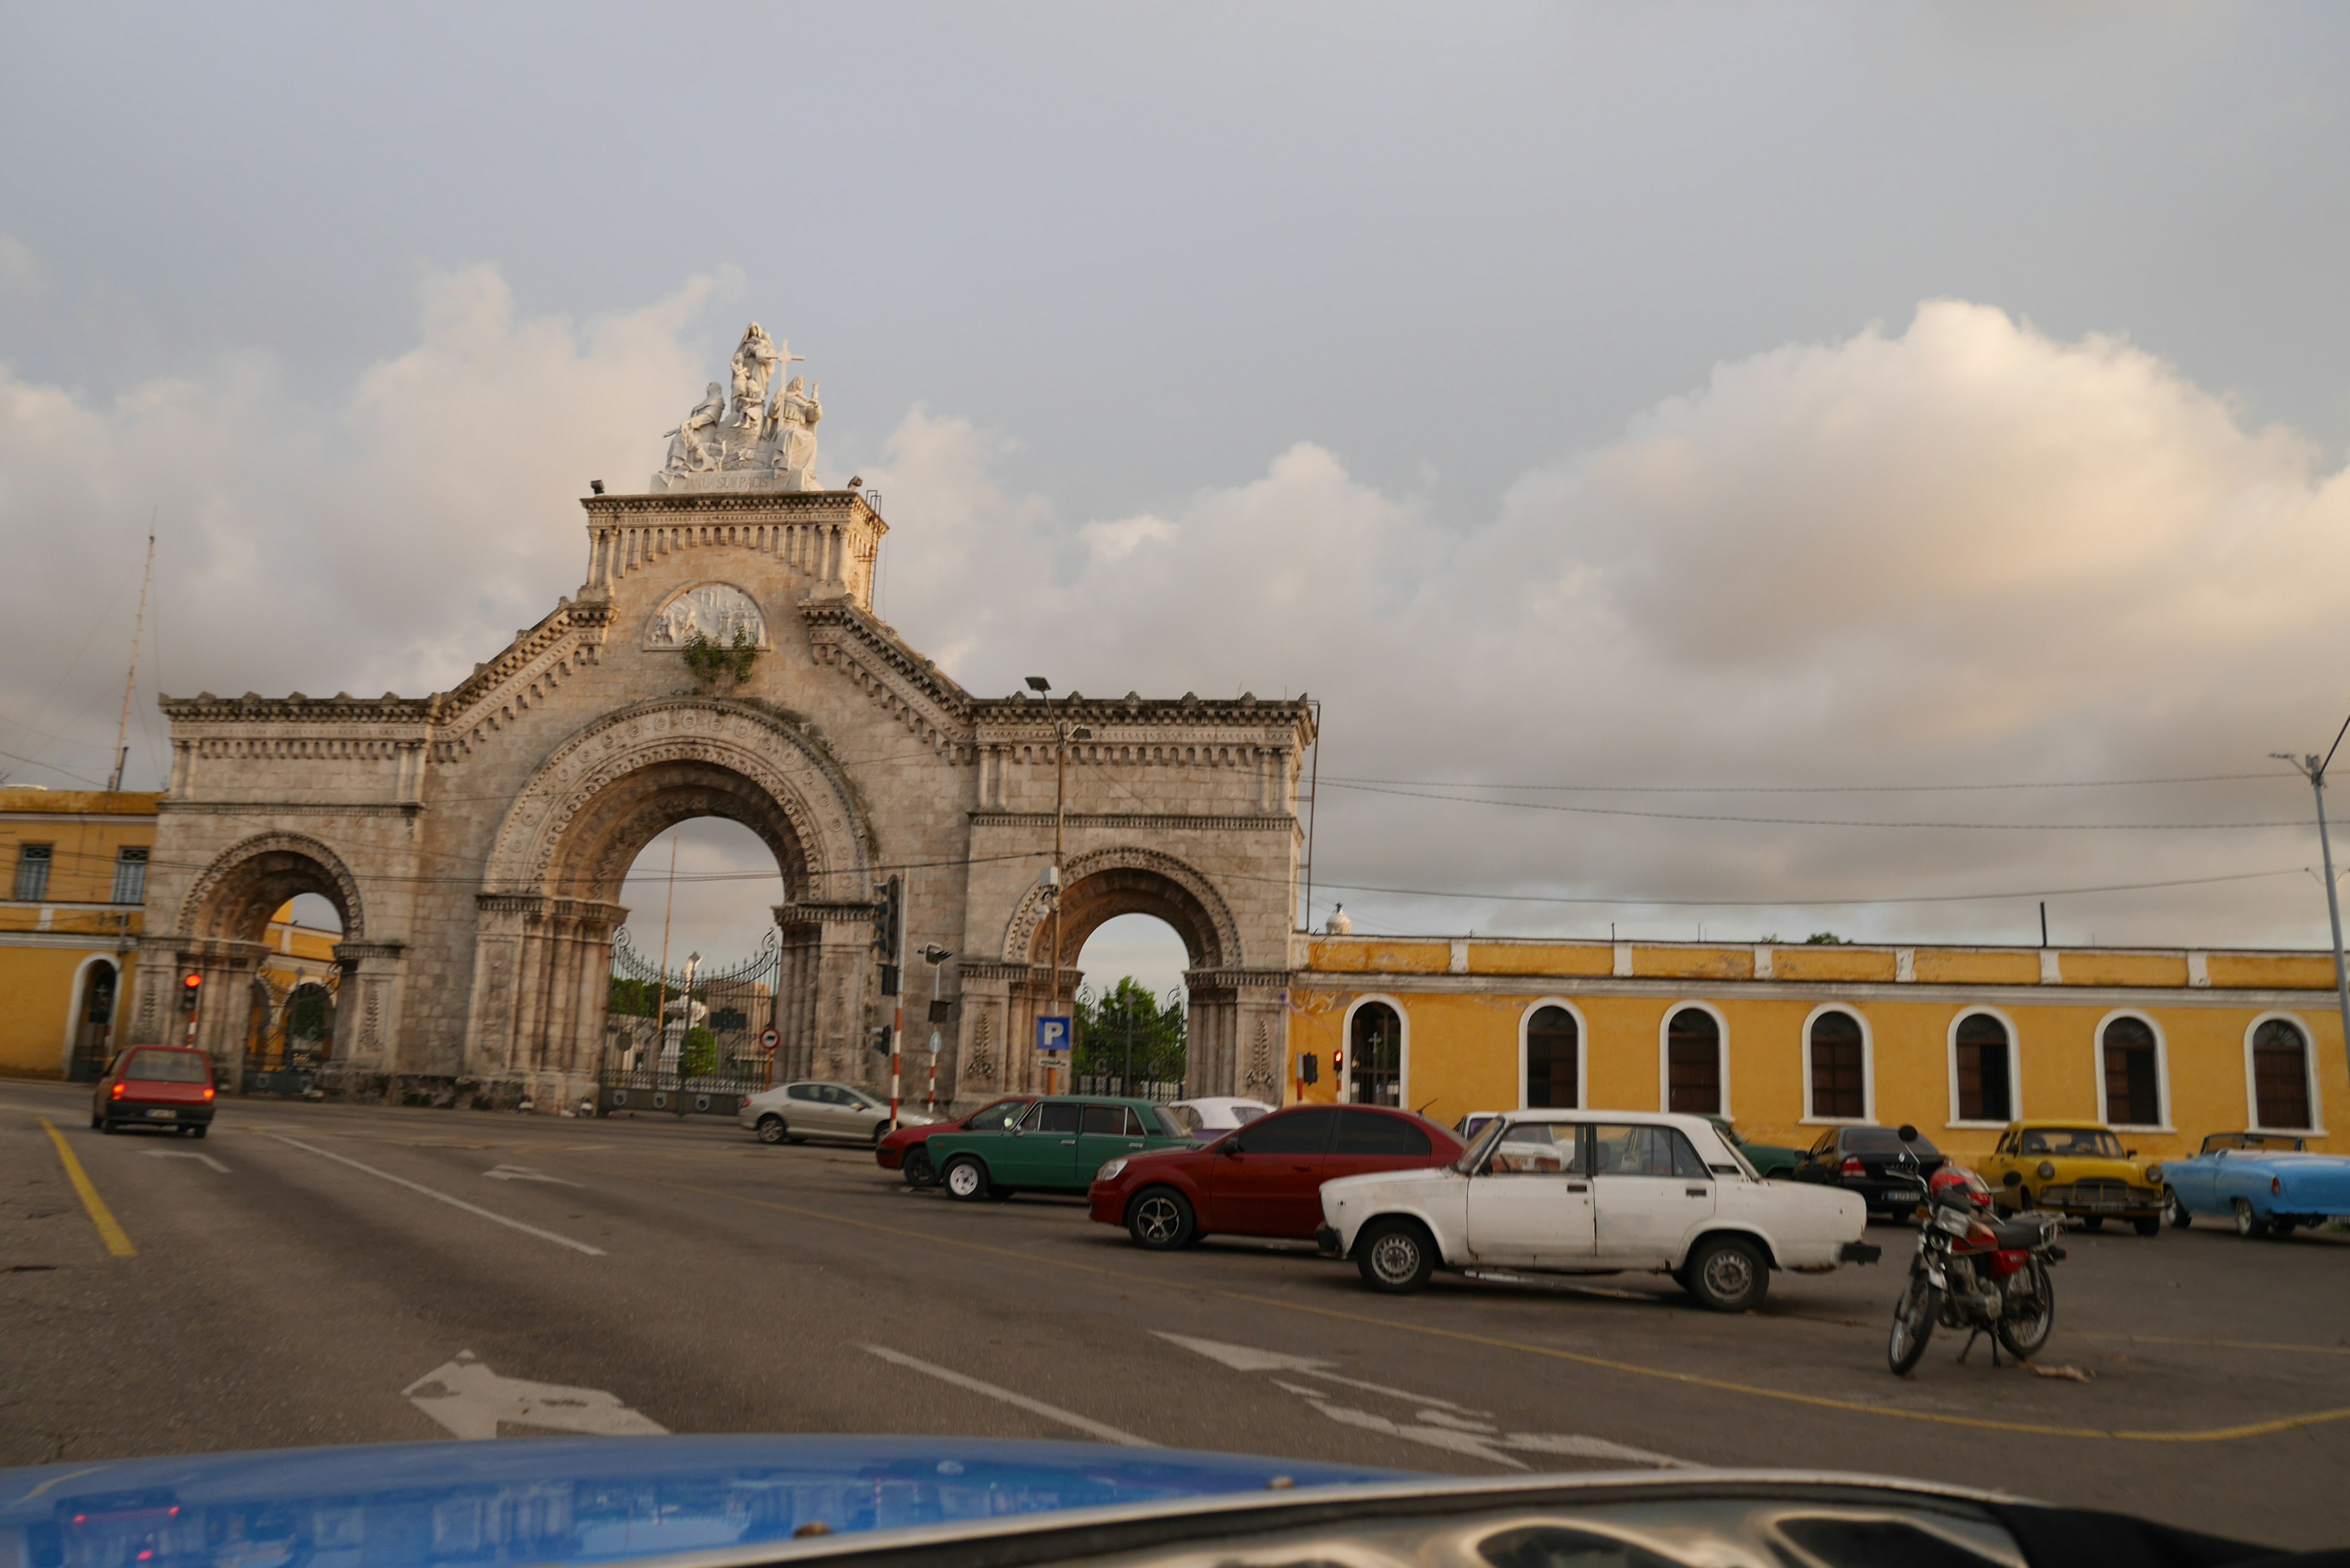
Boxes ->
[1988,1217,2048,1249]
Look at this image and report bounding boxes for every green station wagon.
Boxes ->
[927,1096,1193,1201]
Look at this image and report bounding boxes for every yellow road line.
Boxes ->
[40,1119,135,1258]
[2072,1332,2350,1357]
[635,1173,2350,1446]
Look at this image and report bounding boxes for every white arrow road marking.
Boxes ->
[403,1351,665,1439]
[269,1135,604,1256]
[143,1151,229,1173]
[862,1345,1154,1447]
[1165,1333,1680,1469]
[484,1164,583,1186]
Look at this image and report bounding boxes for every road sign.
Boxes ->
[1036,1015,1072,1055]
[758,1026,780,1054]
[927,1029,942,1055]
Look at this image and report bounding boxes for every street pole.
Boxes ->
[1051,719,1067,1096]
[1123,985,1133,1098]
[2278,715,2350,1083]
[889,870,908,1132]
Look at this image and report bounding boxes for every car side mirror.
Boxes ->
[2125,1148,2137,1159]
[2002,1170,2021,1187]
[1896,1124,1919,1143]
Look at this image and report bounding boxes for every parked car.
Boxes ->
[92,1046,217,1136]
[1787,1125,1946,1219]
[1162,1097,1275,1143]
[1977,1120,2163,1235]
[1706,1116,1803,1179]
[1456,1111,1505,1142]
[1316,1111,1877,1312]
[738,1080,932,1146]
[929,1096,1193,1200]
[2161,1131,2350,1238]
[878,1096,1035,1185]
[1088,1103,1464,1249]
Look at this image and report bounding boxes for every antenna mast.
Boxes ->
[108,519,157,795]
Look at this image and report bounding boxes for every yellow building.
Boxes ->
[0,788,339,1081]
[1288,934,2346,1159]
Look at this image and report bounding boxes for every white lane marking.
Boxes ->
[484,1164,583,1186]
[403,1351,665,1439]
[143,1151,229,1173]
[6,1465,114,1504]
[1169,1333,1680,1469]
[268,1135,605,1256]
[861,1344,1155,1447]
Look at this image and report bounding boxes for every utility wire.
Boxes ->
[1325,771,2288,794]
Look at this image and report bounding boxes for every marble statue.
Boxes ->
[768,376,822,485]
[659,382,727,476]
[729,323,800,427]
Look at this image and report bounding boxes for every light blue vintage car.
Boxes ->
[2161,1132,2350,1238]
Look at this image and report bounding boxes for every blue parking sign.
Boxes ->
[1036,1015,1072,1055]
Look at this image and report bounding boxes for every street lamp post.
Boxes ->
[922,943,954,1115]
[1026,678,1091,1094]
[2277,715,2350,1082]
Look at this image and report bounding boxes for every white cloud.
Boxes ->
[3,278,2343,958]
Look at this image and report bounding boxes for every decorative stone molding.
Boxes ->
[775,899,876,926]
[968,811,1295,832]
[955,960,1031,982]
[331,941,407,963]
[177,831,368,942]
[163,801,424,819]
[1001,846,1244,969]
[802,600,974,756]
[643,582,771,651]
[1182,967,1293,991]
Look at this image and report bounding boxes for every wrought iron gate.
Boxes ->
[244,969,337,1096]
[599,927,781,1118]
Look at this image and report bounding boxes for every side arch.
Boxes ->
[178,831,366,943]
[1001,846,1242,970]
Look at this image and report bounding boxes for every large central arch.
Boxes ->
[463,698,876,1101]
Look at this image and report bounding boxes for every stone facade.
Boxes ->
[130,440,1312,1111]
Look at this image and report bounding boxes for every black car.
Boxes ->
[1788,1125,1945,1219]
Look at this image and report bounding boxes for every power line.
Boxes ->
[1325,771,2289,794]
[1299,865,2311,910]
[1320,779,2310,831]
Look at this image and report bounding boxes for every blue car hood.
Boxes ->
[1,1437,1406,1568]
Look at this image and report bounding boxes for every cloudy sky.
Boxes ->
[5,5,2350,993]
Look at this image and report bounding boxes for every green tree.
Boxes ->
[1074,977,1185,1089]
[681,1025,719,1080]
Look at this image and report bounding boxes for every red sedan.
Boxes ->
[876,1096,1035,1185]
[1088,1103,1463,1249]
[93,1046,217,1136]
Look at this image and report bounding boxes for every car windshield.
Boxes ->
[1228,1104,1268,1125]
[1165,1103,1204,1132]
[2021,1128,2122,1157]
[1457,1117,1510,1173]
[966,1100,1026,1130]
[1843,1127,1941,1157]
[124,1050,207,1083]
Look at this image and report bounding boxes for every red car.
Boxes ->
[93,1046,217,1136]
[1087,1103,1463,1249]
[877,1095,1035,1186]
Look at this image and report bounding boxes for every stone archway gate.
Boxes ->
[127,327,1314,1111]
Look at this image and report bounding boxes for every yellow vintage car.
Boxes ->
[1979,1119,2165,1236]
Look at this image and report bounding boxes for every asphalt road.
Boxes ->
[4,1080,2346,1551]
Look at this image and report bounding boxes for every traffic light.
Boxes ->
[179,971,203,1013]
[871,1025,893,1056]
[1299,1053,1319,1085]
[871,875,901,958]
[1332,1047,1344,1074]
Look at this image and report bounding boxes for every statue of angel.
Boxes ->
[768,376,822,482]
[660,381,727,475]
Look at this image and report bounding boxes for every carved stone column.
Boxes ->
[463,893,546,1082]
[1181,968,1292,1100]
[955,961,1023,1107]
[329,940,408,1088]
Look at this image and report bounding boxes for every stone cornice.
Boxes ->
[969,811,1296,833]
[583,490,882,528]
[974,691,1313,743]
[775,898,876,925]
[433,597,611,755]
[162,694,434,724]
[162,800,424,819]
[957,959,1030,981]
[1291,971,2338,1010]
[801,599,974,755]
[331,941,408,962]
[1185,967,1295,990]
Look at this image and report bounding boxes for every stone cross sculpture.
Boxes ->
[651,323,826,493]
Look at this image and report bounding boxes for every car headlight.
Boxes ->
[1095,1159,1127,1183]
[2037,1162,2056,1180]
[2144,1163,2162,1182]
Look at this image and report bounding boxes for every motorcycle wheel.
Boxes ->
[1996,1258,2056,1360]
[1887,1270,1941,1375]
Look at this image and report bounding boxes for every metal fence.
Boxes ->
[1071,1074,1182,1102]
[599,928,780,1118]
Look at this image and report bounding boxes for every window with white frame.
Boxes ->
[1524,1005,1578,1108]
[1666,1007,1722,1115]
[1808,1010,1866,1120]
[2100,1015,2162,1127]
[2250,1018,2313,1130]
[111,846,149,906]
[13,843,51,902]
[1953,1012,2013,1124]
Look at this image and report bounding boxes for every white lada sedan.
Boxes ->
[1315,1110,1877,1312]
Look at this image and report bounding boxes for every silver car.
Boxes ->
[738,1080,933,1146]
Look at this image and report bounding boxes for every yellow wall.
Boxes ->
[1289,936,2349,1160]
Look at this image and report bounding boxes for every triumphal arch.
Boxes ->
[128,324,1312,1111]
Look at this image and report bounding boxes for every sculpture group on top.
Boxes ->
[654,323,826,493]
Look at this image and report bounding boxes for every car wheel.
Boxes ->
[1684,1234,1770,1313]
[756,1114,788,1146]
[873,1122,889,1148]
[2132,1215,2160,1238]
[1125,1187,1196,1250]
[902,1146,938,1187]
[99,1118,116,1135]
[190,1125,207,1140]
[2267,1218,2297,1240]
[943,1156,991,1201]
[2081,1217,2105,1233]
[2163,1187,2191,1230]
[1355,1219,1435,1293]
[2232,1198,2269,1239]
[2013,1187,2034,1211]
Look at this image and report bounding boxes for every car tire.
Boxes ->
[2163,1187,2191,1230]
[2132,1214,2160,1238]
[191,1126,207,1140]
[1125,1187,1196,1250]
[873,1123,889,1148]
[902,1146,938,1187]
[756,1114,788,1145]
[943,1156,991,1202]
[2232,1198,2269,1239]
[99,1118,115,1135]
[1354,1218,1436,1293]
[1684,1234,1770,1314]
[89,1111,100,1130]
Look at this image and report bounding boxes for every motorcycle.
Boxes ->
[1886,1124,2065,1375]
